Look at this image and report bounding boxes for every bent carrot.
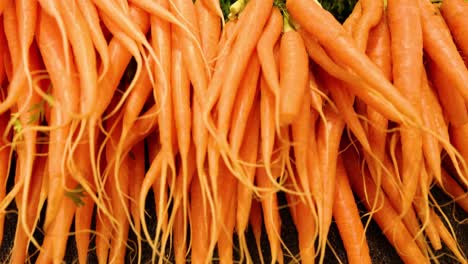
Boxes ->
[333,158,371,264]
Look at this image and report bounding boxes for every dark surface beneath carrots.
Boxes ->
[0,167,466,264]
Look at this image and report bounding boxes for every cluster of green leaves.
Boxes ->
[220,0,357,23]
[319,0,358,23]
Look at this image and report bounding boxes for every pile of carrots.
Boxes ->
[0,0,466,263]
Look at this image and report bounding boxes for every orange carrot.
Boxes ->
[333,158,372,264]
[365,13,391,180]
[352,0,383,51]
[287,0,419,124]
[388,0,424,215]
[190,174,212,264]
[256,165,284,264]
[440,169,468,212]
[428,59,468,128]
[440,0,468,63]
[343,149,429,264]
[195,0,221,72]
[419,0,468,104]
[235,101,260,263]
[278,24,309,126]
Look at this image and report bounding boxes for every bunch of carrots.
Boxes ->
[0,0,466,263]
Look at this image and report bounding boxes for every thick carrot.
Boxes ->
[195,0,221,72]
[365,13,391,180]
[388,0,424,215]
[287,0,420,124]
[333,158,371,264]
[76,0,110,80]
[440,0,468,62]
[428,59,468,128]
[343,149,429,264]
[228,52,260,158]
[57,0,97,117]
[419,0,468,104]
[278,24,309,126]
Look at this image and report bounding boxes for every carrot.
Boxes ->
[365,13,391,180]
[287,0,419,124]
[421,68,447,183]
[203,0,273,159]
[76,0,110,80]
[195,0,221,72]
[332,157,371,264]
[300,31,402,124]
[440,0,468,63]
[343,148,429,264]
[419,0,468,104]
[36,7,82,230]
[169,0,208,100]
[235,101,260,264]
[450,123,468,183]
[201,0,224,21]
[256,165,284,264]
[439,169,468,212]
[290,92,314,209]
[388,0,424,215]
[0,0,10,16]
[318,68,371,153]
[190,174,212,264]
[0,110,9,247]
[249,199,265,264]
[315,107,345,263]
[56,0,97,117]
[431,209,468,263]
[352,0,383,51]
[11,155,46,264]
[256,7,282,131]
[216,160,238,264]
[278,21,309,126]
[15,0,38,111]
[121,59,153,133]
[428,59,468,127]
[229,52,260,160]
[169,145,196,264]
